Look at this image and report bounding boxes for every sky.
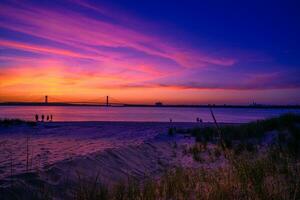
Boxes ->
[0,0,300,105]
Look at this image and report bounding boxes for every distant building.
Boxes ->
[155,102,163,106]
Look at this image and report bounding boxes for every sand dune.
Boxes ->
[0,122,202,180]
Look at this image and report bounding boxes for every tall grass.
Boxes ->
[183,113,300,143]
[66,114,300,200]
[182,113,300,156]
[67,151,299,200]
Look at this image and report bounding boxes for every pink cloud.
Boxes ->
[0,1,236,71]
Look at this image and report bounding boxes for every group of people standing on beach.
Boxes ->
[35,114,53,122]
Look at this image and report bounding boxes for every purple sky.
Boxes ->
[0,0,300,104]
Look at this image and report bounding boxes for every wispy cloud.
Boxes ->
[0,1,236,68]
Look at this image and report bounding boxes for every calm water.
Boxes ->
[1,106,300,123]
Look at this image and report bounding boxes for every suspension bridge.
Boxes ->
[0,95,129,107]
[1,96,299,109]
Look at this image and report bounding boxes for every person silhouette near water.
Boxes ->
[41,114,44,122]
[35,114,39,122]
[47,115,49,121]
[50,115,53,122]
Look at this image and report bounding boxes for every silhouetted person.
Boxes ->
[35,114,39,122]
[169,118,172,123]
[47,115,49,121]
[50,115,53,122]
[41,114,44,122]
[196,117,200,122]
[200,119,203,123]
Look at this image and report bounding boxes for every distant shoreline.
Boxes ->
[0,102,300,109]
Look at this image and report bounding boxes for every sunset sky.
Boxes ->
[0,0,300,104]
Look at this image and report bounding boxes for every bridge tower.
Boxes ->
[45,95,48,104]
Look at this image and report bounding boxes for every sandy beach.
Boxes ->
[0,114,299,199]
[0,121,215,183]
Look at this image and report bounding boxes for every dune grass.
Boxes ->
[184,113,300,140]
[66,114,300,200]
[182,113,300,158]
[70,150,299,200]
